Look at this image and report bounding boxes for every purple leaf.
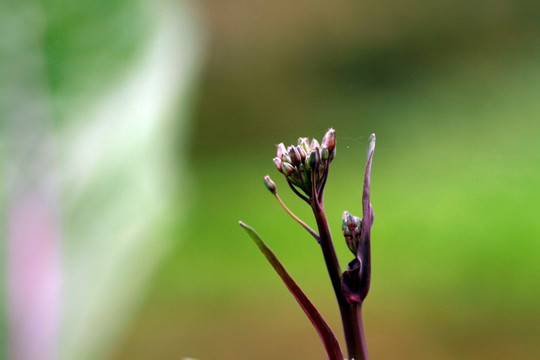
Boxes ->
[341,259,363,304]
[342,134,376,304]
[239,221,344,360]
[361,134,375,235]
[358,134,375,301]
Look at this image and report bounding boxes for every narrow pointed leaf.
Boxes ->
[239,222,344,360]
[362,134,375,231]
[357,134,376,301]
[359,134,376,260]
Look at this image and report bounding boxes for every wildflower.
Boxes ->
[241,129,376,360]
[274,128,337,204]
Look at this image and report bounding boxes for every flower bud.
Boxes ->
[299,164,310,185]
[322,128,336,152]
[341,211,349,234]
[345,236,358,255]
[342,211,360,254]
[273,157,282,172]
[304,156,312,171]
[329,148,336,162]
[281,153,292,164]
[308,149,319,169]
[320,145,330,161]
[281,162,295,176]
[288,145,301,166]
[353,218,362,237]
[297,145,307,160]
[342,211,350,228]
[263,175,277,194]
[346,213,356,231]
[298,137,310,152]
[310,138,320,150]
[276,143,287,159]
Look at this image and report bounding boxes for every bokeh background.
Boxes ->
[2,1,540,360]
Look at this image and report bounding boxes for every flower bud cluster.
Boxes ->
[342,211,362,255]
[273,129,336,201]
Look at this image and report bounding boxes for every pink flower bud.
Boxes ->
[276,143,287,159]
[273,157,282,172]
[322,128,336,152]
[288,145,301,165]
[297,145,307,160]
[263,175,277,194]
[346,213,356,231]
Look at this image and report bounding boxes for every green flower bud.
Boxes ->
[308,149,319,169]
[298,163,311,187]
[281,162,295,176]
[320,145,330,161]
[329,148,336,162]
[345,236,357,255]
[304,156,312,171]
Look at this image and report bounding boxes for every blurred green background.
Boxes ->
[115,1,540,359]
[3,1,540,359]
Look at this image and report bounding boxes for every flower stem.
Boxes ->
[312,203,369,360]
[342,303,368,360]
[274,192,320,242]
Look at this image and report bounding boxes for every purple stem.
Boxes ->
[311,202,369,360]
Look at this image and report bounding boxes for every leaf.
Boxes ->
[343,134,377,304]
[239,222,344,360]
[357,134,376,301]
[361,133,376,232]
